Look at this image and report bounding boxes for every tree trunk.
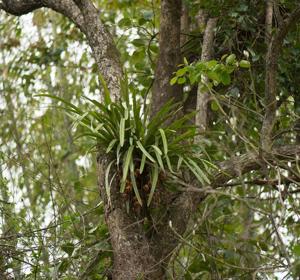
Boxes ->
[195,18,218,134]
[151,0,182,115]
[3,2,300,279]
[97,157,168,279]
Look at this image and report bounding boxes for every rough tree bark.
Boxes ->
[151,0,182,116]
[261,5,300,151]
[2,1,300,279]
[265,0,273,43]
[180,3,189,46]
[195,17,218,133]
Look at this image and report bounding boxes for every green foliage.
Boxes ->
[170,54,250,91]
[37,77,211,206]
[1,1,300,279]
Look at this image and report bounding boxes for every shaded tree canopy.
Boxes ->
[1,0,300,279]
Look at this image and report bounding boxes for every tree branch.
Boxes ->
[156,144,300,260]
[0,0,84,29]
[0,0,122,101]
[0,0,42,15]
[261,5,300,151]
[73,0,122,100]
[213,145,300,186]
[195,17,217,133]
[265,0,273,43]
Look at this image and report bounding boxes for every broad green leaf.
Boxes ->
[170,76,178,85]
[118,17,131,27]
[177,77,186,84]
[132,38,145,47]
[176,68,187,77]
[219,71,231,85]
[226,54,236,64]
[239,60,251,68]
[205,60,218,68]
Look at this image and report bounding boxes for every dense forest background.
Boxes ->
[1,0,300,279]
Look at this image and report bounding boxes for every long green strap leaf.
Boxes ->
[159,129,168,155]
[130,160,143,206]
[106,139,117,154]
[74,132,105,141]
[151,144,162,155]
[165,154,174,173]
[139,153,146,174]
[183,159,204,185]
[35,94,82,114]
[152,145,164,171]
[120,145,134,193]
[177,156,183,171]
[147,164,159,206]
[71,112,89,130]
[183,158,210,185]
[119,118,125,147]
[136,141,155,162]
[188,158,210,184]
[105,160,115,207]
[99,74,112,105]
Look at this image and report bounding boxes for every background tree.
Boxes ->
[0,0,300,279]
